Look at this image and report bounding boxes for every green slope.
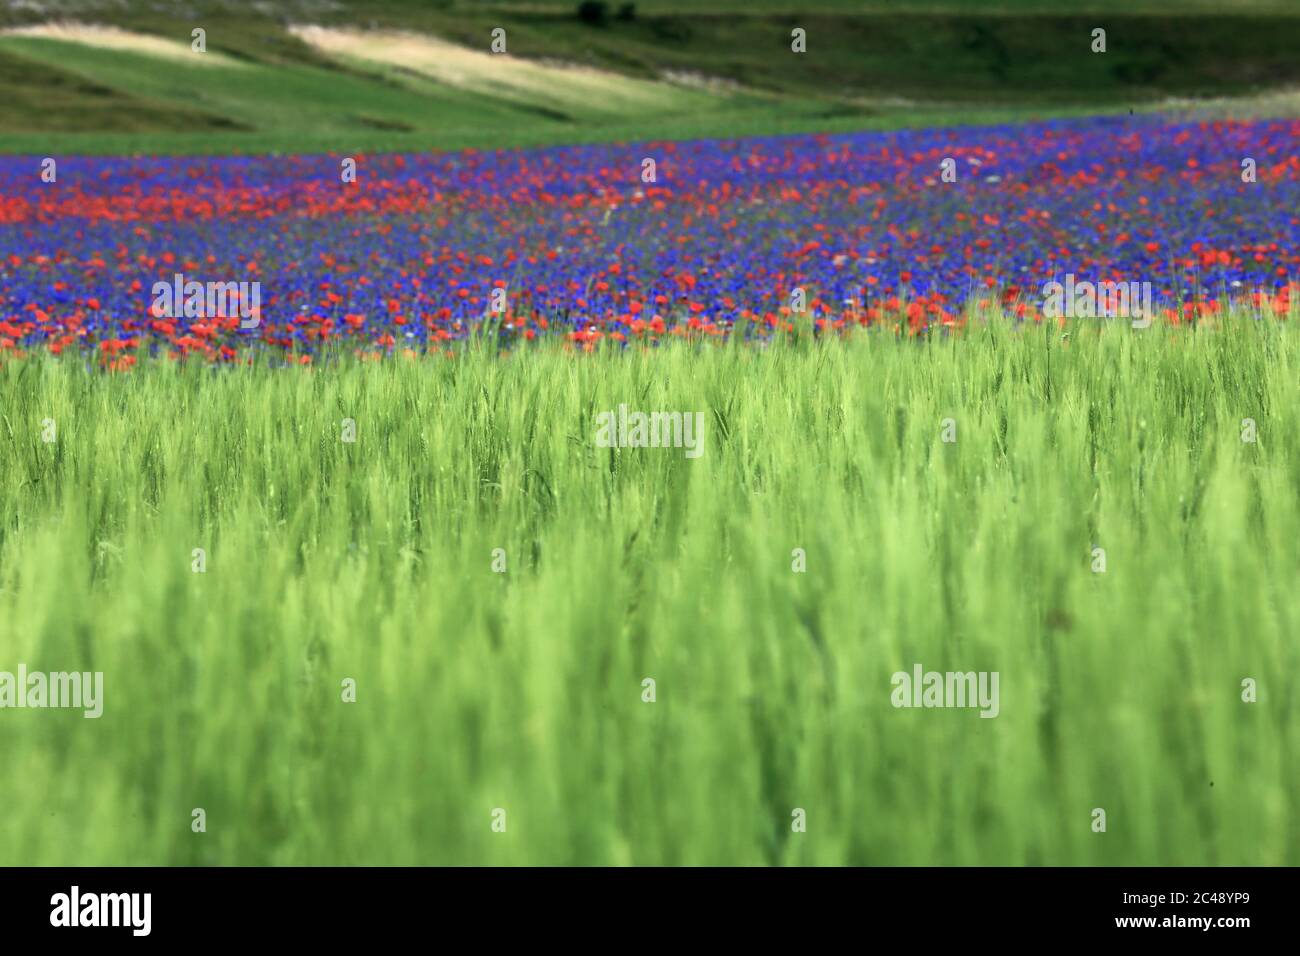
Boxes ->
[1,3,1299,154]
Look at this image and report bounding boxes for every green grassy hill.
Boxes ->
[1,1,1299,154]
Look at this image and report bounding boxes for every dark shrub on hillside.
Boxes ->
[577,2,609,26]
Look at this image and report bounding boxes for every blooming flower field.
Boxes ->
[1,114,1296,363]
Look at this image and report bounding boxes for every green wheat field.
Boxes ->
[0,312,1295,865]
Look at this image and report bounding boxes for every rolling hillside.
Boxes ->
[0,1,1298,153]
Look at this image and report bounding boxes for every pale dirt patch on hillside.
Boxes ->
[289,24,712,117]
[1160,87,1300,120]
[0,22,246,67]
